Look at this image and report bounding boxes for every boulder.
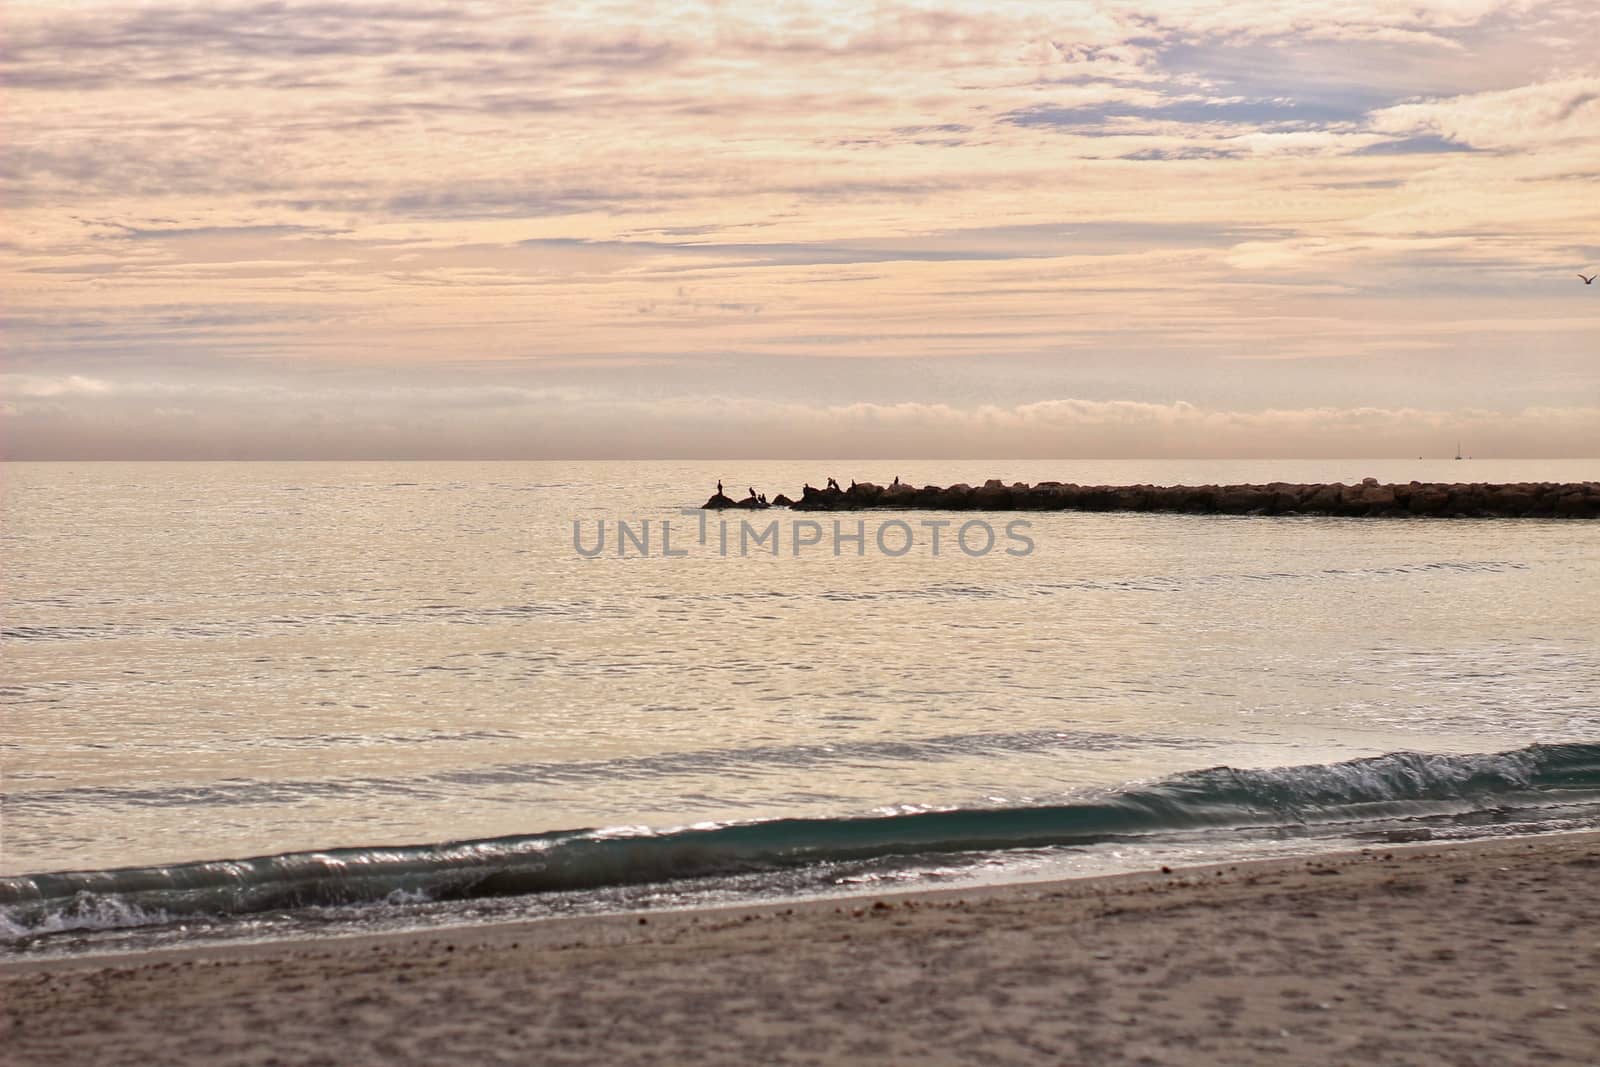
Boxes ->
[790,485,835,511]
[1217,486,1273,513]
[844,482,884,504]
[973,480,1014,508]
[1489,486,1535,515]
[1268,484,1302,513]
[1016,483,1064,509]
[1052,483,1086,508]
[1409,487,1449,515]
[881,482,919,505]
[1359,485,1397,511]
[1338,484,1371,514]
[1111,485,1154,511]
[936,483,976,508]
[1556,489,1598,518]
[1148,485,1187,511]
[1447,485,1485,516]
[1303,484,1343,514]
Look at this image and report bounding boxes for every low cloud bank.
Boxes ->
[4,375,1594,459]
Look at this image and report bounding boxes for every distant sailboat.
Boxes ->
[1455,441,1463,461]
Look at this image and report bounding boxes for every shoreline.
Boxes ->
[6,831,1597,1064]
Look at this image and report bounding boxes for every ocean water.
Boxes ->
[3,459,1598,955]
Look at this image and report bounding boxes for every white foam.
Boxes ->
[0,894,172,943]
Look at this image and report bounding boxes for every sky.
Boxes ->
[2,0,1597,459]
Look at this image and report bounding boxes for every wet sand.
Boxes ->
[4,833,1598,1066]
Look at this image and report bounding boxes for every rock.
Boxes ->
[1448,485,1485,516]
[1359,485,1397,511]
[1338,484,1371,514]
[1491,487,1534,515]
[1052,484,1086,508]
[721,478,1600,519]
[1302,484,1343,513]
[844,482,884,504]
[1269,485,1302,513]
[973,480,1013,508]
[790,485,834,511]
[936,483,975,509]
[1556,489,1597,518]
[701,492,737,509]
[1409,488,1449,515]
[1015,484,1064,509]
[1111,485,1153,511]
[881,482,919,504]
[1217,486,1273,513]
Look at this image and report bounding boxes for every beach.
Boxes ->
[5,832,1596,1066]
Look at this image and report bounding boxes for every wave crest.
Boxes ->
[4,742,1596,939]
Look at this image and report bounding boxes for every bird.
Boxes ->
[1581,273,1597,285]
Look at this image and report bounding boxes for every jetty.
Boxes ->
[702,478,1600,518]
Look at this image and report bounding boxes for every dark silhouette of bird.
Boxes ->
[717,479,723,495]
[1581,273,1597,285]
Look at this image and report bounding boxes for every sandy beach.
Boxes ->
[4,833,1597,1066]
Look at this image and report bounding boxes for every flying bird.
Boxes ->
[1581,273,1597,284]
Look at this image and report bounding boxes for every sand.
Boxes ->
[3,833,1598,1066]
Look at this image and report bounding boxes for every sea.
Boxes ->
[3,459,1598,958]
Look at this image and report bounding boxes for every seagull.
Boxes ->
[1581,273,1597,285]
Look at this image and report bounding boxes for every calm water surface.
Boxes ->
[5,459,1597,886]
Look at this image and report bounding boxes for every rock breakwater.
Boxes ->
[703,478,1600,518]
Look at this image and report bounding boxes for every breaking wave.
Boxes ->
[4,742,1597,940]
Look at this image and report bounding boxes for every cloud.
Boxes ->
[2,374,115,398]
[1,1,1597,461]
[1006,96,1367,132]
[1368,76,1600,149]
[5,372,1596,459]
[1350,134,1478,156]
[1105,0,1521,42]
